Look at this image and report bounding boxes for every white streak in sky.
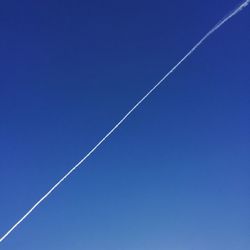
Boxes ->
[1,0,249,243]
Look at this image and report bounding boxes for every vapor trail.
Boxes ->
[1,0,249,243]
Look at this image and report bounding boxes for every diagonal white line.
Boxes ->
[1,0,249,243]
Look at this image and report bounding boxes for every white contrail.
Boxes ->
[1,0,249,243]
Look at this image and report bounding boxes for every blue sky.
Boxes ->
[0,0,249,249]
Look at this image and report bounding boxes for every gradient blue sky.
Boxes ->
[0,0,249,249]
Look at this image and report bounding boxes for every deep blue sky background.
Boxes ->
[0,0,249,249]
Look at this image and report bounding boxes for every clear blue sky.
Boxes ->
[0,0,249,249]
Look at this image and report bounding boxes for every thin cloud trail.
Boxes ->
[1,0,249,243]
